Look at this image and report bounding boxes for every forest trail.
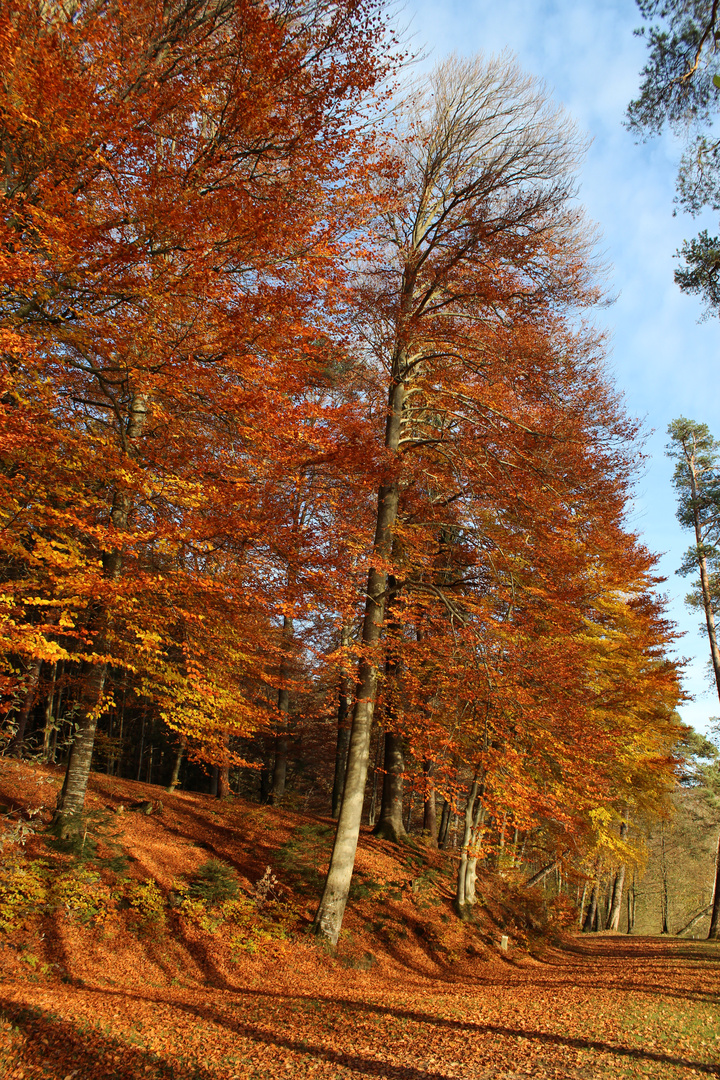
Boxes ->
[2,936,719,1080]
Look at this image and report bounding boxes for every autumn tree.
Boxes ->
[312,52,618,946]
[0,0,398,831]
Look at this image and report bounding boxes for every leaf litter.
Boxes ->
[0,760,718,1080]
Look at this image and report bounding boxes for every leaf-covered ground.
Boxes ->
[1,761,719,1080]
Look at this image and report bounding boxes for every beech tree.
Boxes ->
[0,0,397,831]
[312,53,619,945]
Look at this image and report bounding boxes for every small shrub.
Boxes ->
[0,859,48,931]
[188,859,239,905]
[52,867,112,923]
[127,879,166,934]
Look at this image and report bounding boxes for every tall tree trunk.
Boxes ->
[606,820,628,931]
[331,624,354,819]
[708,830,720,939]
[271,615,293,806]
[218,730,231,799]
[54,394,146,835]
[373,730,406,843]
[312,377,406,946]
[53,659,107,836]
[438,798,451,849]
[422,758,437,844]
[7,657,42,757]
[41,661,58,764]
[136,704,147,782]
[660,821,670,934]
[455,778,484,917]
[688,457,720,699]
[167,737,186,793]
[578,880,588,928]
[367,725,382,827]
[583,862,601,932]
[627,871,636,933]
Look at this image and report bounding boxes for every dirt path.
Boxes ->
[2,936,719,1080]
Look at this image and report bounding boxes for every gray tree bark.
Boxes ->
[331,624,354,819]
[606,820,629,931]
[422,758,437,844]
[373,730,406,843]
[311,376,406,946]
[54,394,146,835]
[270,615,294,805]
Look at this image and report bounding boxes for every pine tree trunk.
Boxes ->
[708,830,720,939]
[312,378,406,946]
[688,461,720,699]
[373,731,406,843]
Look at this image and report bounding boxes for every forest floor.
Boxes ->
[0,760,718,1080]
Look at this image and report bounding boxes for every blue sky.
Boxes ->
[404,0,720,735]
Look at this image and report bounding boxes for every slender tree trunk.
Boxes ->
[41,662,58,764]
[167,738,186,793]
[583,862,601,932]
[606,865,627,931]
[331,624,354,819]
[606,820,628,930]
[54,394,146,833]
[136,705,147,782]
[438,798,451,849]
[422,758,437,844]
[53,659,107,836]
[312,377,406,946]
[578,880,588,928]
[510,828,519,868]
[677,902,712,937]
[405,778,415,834]
[367,726,382,827]
[7,658,42,757]
[218,733,231,800]
[526,861,558,887]
[456,778,484,917]
[271,615,293,805]
[708,830,720,938]
[688,459,720,699]
[373,731,406,843]
[660,822,670,934]
[627,871,636,933]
